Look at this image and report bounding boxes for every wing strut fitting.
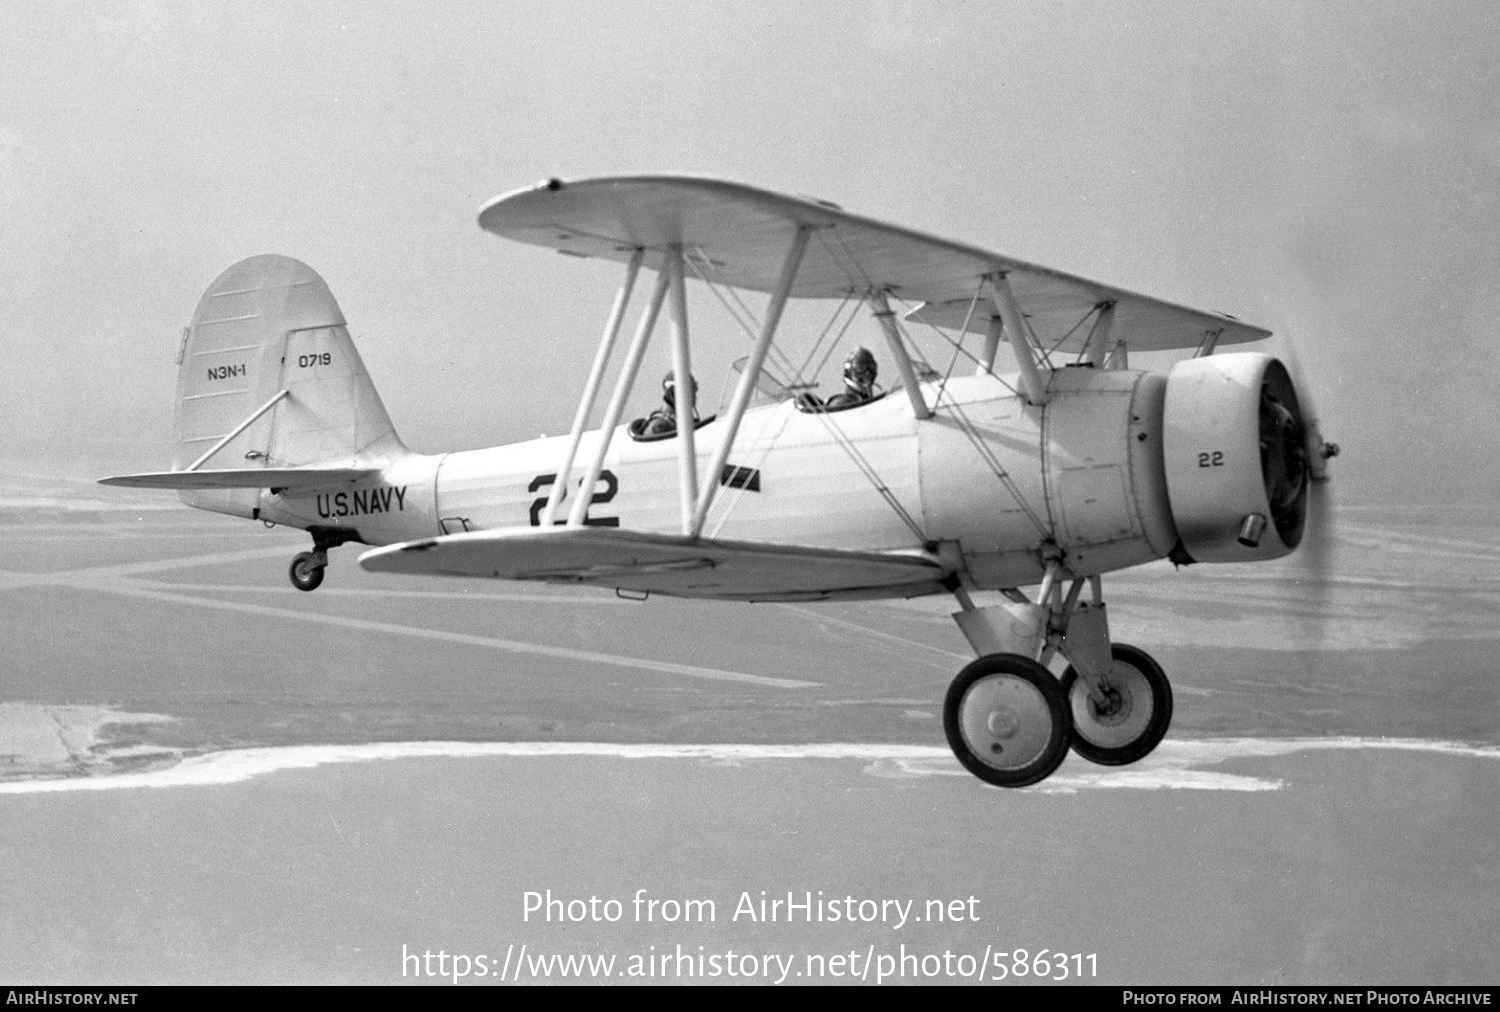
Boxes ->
[1192,327,1223,358]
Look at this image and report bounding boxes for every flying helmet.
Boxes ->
[843,347,877,390]
[662,370,697,406]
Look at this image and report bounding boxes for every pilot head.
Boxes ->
[843,347,877,394]
[662,370,697,410]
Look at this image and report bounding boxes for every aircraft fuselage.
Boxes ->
[251,368,1179,590]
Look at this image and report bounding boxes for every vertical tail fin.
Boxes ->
[171,255,405,516]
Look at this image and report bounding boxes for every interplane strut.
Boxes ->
[539,248,644,527]
[665,247,699,533]
[867,290,932,420]
[688,227,811,538]
[566,263,671,527]
[986,272,1049,406]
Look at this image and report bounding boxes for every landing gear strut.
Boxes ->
[945,565,1173,787]
[287,527,358,592]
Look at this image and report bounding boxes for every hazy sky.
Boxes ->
[4,1,1498,505]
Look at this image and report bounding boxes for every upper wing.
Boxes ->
[358,525,949,602]
[477,175,1270,352]
[98,466,377,491]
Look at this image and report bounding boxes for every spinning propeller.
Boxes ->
[1264,346,1341,643]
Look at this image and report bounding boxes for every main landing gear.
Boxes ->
[1060,643,1173,766]
[943,567,1173,788]
[287,528,359,592]
[944,653,1071,788]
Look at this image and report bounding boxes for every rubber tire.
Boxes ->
[943,653,1072,788]
[1060,643,1173,766]
[289,552,325,592]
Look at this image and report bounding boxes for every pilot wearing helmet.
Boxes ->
[822,347,879,409]
[642,370,698,437]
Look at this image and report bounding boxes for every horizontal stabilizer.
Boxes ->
[358,526,949,602]
[98,467,378,491]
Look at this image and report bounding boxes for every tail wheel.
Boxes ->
[289,552,326,592]
[1060,643,1173,766]
[943,653,1072,788]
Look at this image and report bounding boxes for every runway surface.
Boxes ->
[1,478,1497,984]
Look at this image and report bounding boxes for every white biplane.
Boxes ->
[101,176,1338,788]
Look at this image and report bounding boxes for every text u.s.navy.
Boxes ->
[315,485,408,520]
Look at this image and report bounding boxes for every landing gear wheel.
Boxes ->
[1060,643,1173,766]
[289,551,325,592]
[943,653,1072,788]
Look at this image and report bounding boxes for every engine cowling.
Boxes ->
[1162,352,1309,563]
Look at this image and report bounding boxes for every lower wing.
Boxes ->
[358,526,949,602]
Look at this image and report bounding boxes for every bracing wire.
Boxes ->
[787,290,855,389]
[895,291,1025,400]
[939,285,985,388]
[683,246,802,384]
[799,296,862,389]
[1042,306,1099,364]
[889,296,1051,537]
[705,401,799,538]
[801,401,929,543]
[682,229,1055,545]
